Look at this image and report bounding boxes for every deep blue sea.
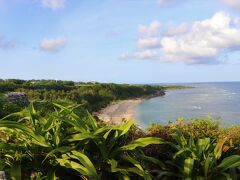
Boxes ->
[135,82,240,127]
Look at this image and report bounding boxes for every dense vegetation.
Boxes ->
[0,79,164,117]
[0,104,240,179]
[1,79,239,179]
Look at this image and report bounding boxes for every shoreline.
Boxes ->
[96,86,191,125]
[97,98,143,125]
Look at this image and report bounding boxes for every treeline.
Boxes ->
[0,79,164,113]
[0,79,75,92]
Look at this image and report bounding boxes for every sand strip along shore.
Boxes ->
[97,99,143,125]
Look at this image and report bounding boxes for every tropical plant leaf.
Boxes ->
[214,137,228,160]
[0,120,50,147]
[183,158,194,178]
[118,120,136,137]
[43,146,73,163]
[108,159,128,174]
[86,111,98,130]
[57,151,99,179]
[218,155,240,171]
[204,155,212,179]
[121,137,163,151]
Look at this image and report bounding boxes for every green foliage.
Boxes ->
[0,95,23,118]
[168,130,240,179]
[147,117,221,140]
[0,100,240,179]
[0,79,164,113]
[0,103,162,179]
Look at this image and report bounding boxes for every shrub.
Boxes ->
[0,103,162,179]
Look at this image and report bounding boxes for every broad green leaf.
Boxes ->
[118,120,136,137]
[57,158,89,176]
[66,132,96,142]
[173,147,192,159]
[183,158,194,178]
[43,117,55,132]
[218,155,240,171]
[0,121,50,147]
[121,155,153,179]
[122,155,144,171]
[70,151,99,179]
[86,111,98,130]
[103,129,113,139]
[43,146,72,163]
[172,129,187,147]
[204,155,212,179]
[93,126,109,135]
[108,159,128,174]
[121,137,163,151]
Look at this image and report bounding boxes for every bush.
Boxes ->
[0,103,162,179]
[147,117,221,140]
[1,102,240,179]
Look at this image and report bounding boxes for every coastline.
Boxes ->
[97,98,143,125]
[96,86,192,125]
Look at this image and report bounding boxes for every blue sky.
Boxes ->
[0,0,240,83]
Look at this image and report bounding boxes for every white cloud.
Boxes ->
[41,0,65,10]
[136,21,161,49]
[138,21,161,37]
[121,12,240,65]
[40,38,67,53]
[137,37,161,49]
[165,22,189,36]
[120,50,158,60]
[221,0,240,7]
[161,12,240,64]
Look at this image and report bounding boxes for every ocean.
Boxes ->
[135,82,240,127]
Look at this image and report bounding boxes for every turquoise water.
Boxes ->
[135,82,240,127]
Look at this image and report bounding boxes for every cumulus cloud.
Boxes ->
[138,21,161,37]
[136,21,162,50]
[137,37,162,49]
[165,22,189,36]
[120,12,240,65]
[41,0,66,10]
[161,12,240,64]
[120,50,159,60]
[120,20,162,61]
[40,38,67,53]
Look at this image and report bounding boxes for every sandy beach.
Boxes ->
[97,99,142,124]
